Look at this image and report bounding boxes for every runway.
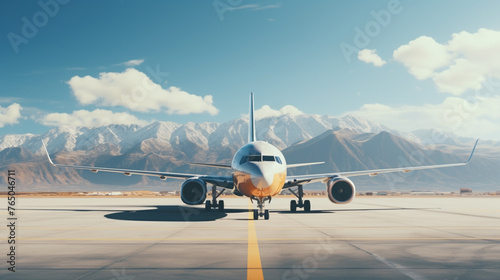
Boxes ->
[1,196,499,279]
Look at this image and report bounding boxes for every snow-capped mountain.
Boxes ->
[0,133,37,150]
[0,114,398,156]
[0,113,498,191]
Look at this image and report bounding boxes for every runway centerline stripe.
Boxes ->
[247,201,264,280]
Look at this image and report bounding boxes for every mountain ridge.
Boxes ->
[0,113,497,192]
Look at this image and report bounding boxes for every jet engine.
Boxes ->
[180,179,207,205]
[327,177,355,204]
[232,188,244,197]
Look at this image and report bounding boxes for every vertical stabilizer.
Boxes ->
[248,92,256,143]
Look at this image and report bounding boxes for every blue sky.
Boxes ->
[2,0,500,140]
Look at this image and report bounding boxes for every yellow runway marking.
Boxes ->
[247,202,264,280]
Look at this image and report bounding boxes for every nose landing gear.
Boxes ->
[251,196,271,220]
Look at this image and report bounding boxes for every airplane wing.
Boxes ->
[283,139,479,189]
[188,162,233,169]
[287,162,325,168]
[42,141,234,189]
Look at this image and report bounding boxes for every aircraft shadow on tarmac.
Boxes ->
[25,206,247,222]
[105,206,435,221]
[104,206,250,222]
[26,206,435,222]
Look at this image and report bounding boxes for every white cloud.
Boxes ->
[122,59,145,67]
[0,103,22,128]
[253,105,304,120]
[41,109,149,128]
[393,28,500,95]
[393,36,452,80]
[346,95,500,140]
[358,49,386,66]
[432,58,486,95]
[67,68,219,115]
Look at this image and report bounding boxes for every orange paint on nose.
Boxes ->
[234,171,286,198]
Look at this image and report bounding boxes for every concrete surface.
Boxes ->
[0,196,499,279]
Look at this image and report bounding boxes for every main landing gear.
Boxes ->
[252,196,270,220]
[205,185,225,211]
[289,185,311,212]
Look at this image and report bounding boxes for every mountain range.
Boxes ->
[0,114,498,192]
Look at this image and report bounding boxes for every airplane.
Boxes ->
[43,93,479,220]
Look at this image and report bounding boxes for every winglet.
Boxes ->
[465,138,479,164]
[42,140,55,166]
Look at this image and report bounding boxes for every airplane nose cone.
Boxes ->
[251,172,274,189]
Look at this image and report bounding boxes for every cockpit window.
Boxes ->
[239,156,248,165]
[275,156,282,164]
[241,155,280,164]
[263,155,275,162]
[248,155,261,162]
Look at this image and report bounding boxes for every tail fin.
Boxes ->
[248,92,256,143]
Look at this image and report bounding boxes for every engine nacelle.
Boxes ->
[232,188,244,197]
[180,179,207,205]
[327,177,356,204]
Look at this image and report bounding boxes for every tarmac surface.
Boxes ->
[1,196,499,280]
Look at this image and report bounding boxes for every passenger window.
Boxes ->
[263,155,275,162]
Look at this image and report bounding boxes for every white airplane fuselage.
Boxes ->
[231,141,287,199]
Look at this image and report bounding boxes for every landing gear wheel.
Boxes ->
[289,185,307,212]
[304,200,311,212]
[252,196,271,220]
[264,210,269,220]
[208,185,226,212]
[290,200,297,212]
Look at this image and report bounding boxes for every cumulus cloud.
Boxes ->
[253,105,304,120]
[358,49,386,66]
[393,36,452,79]
[346,94,500,140]
[67,68,219,115]
[393,28,500,95]
[41,109,149,128]
[0,103,22,128]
